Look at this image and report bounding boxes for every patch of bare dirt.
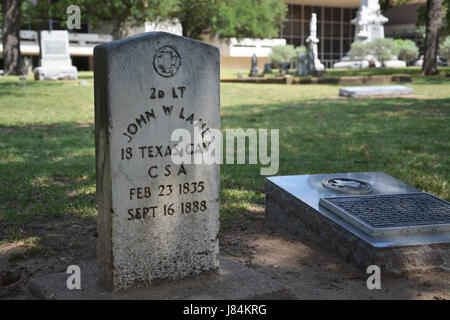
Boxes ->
[219,205,450,300]
[1,204,449,299]
[0,217,97,299]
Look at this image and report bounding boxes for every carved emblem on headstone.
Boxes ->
[153,46,181,77]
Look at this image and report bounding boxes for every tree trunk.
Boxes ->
[1,0,23,75]
[111,20,122,40]
[421,0,443,75]
[111,17,128,40]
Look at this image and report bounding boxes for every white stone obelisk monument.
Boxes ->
[305,13,324,73]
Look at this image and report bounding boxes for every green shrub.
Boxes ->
[269,45,306,66]
[395,39,419,63]
[350,41,370,60]
[368,38,399,62]
[440,36,450,61]
[349,38,399,62]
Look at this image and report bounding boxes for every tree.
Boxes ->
[417,0,450,38]
[442,0,450,38]
[22,0,68,31]
[79,0,176,39]
[170,0,287,40]
[27,0,285,42]
[1,0,24,75]
[422,0,444,75]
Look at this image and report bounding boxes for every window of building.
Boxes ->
[281,4,358,66]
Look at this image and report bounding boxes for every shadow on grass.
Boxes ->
[0,122,96,242]
[77,73,94,80]
[406,76,450,85]
[0,81,65,99]
[0,94,448,240]
[221,96,449,200]
[325,66,450,78]
[0,94,447,299]
[1,95,447,229]
[220,95,449,299]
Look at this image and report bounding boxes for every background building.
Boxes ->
[280,0,425,68]
[0,0,426,72]
[281,0,359,68]
[384,0,425,48]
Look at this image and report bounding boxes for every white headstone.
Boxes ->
[94,32,220,292]
[339,85,413,97]
[34,30,77,80]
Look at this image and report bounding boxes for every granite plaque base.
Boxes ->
[34,66,78,80]
[265,172,450,274]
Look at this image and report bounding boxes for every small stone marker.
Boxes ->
[94,32,220,292]
[339,85,413,97]
[34,30,77,80]
[249,54,258,77]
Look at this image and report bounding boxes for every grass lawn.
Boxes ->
[0,70,449,248]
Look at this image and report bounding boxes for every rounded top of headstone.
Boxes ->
[94,31,218,55]
[322,178,373,194]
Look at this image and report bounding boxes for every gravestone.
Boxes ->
[249,54,259,77]
[295,53,308,76]
[279,62,290,75]
[95,32,220,292]
[21,56,33,76]
[263,63,272,74]
[34,30,77,80]
[29,31,294,300]
[339,85,413,97]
